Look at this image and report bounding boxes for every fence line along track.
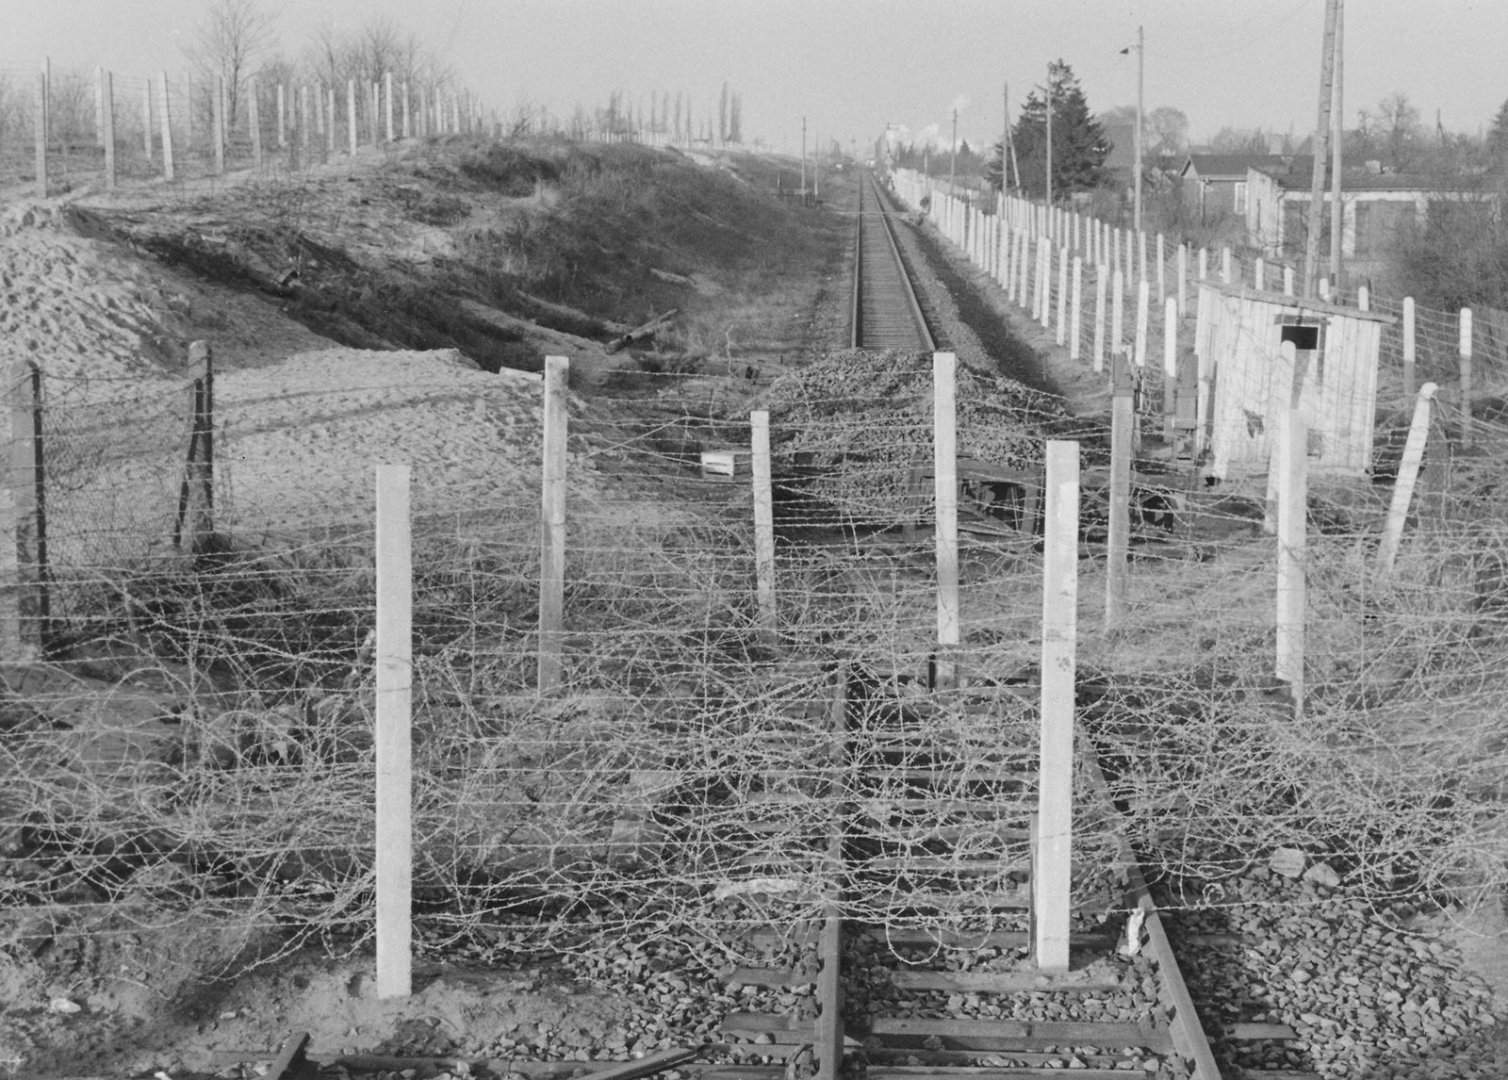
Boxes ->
[704,664,1231,1080]
[851,172,935,352]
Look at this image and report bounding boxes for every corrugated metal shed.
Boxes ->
[1194,282,1395,480]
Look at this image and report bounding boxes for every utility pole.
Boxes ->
[1045,63,1053,207]
[1329,0,1344,289]
[1002,82,1010,190]
[1303,0,1340,298]
[949,107,958,196]
[1134,25,1144,232]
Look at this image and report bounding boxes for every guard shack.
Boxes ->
[1194,282,1395,480]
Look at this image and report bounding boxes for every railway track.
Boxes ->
[707,664,1240,1080]
[851,173,935,351]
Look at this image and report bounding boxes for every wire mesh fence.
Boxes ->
[2,322,1507,990]
[0,59,490,194]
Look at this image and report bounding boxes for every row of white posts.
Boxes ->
[368,339,1447,991]
[893,172,1478,431]
[32,58,486,197]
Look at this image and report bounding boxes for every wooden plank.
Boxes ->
[889,969,1125,993]
[867,1048,1123,1068]
[724,967,810,988]
[264,1032,311,1080]
[870,1069,1136,1080]
[1035,440,1079,973]
[1228,1022,1299,1041]
[862,928,1111,949]
[870,1017,1171,1052]
[722,1012,806,1034]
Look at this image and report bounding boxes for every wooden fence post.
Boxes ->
[1220,247,1232,285]
[33,69,47,199]
[1069,256,1083,362]
[1036,439,1079,974]
[538,355,568,691]
[212,75,226,174]
[1283,265,1295,296]
[1106,355,1133,629]
[102,70,115,190]
[933,352,959,690]
[1459,307,1473,448]
[173,342,216,551]
[750,410,776,642]
[1402,297,1416,400]
[1275,340,1306,711]
[1254,258,1265,292]
[374,463,413,1001]
[1198,247,1208,284]
[1357,284,1370,312]
[158,72,175,180]
[1376,383,1438,576]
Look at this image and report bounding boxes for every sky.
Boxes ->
[7,0,1508,157]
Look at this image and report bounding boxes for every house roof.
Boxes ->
[1181,154,1285,181]
[1252,157,1487,193]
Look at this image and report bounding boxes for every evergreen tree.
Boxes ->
[1488,98,1508,165]
[1003,59,1109,198]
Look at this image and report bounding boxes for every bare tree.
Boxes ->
[183,0,277,132]
[1375,91,1421,170]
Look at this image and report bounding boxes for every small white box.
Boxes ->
[700,450,752,481]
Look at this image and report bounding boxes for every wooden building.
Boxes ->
[1194,282,1394,480]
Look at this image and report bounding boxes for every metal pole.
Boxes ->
[1134,25,1144,232]
[1303,0,1340,297]
[949,108,958,197]
[1044,64,1053,207]
[1329,0,1345,289]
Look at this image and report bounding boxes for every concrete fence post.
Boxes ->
[249,79,263,169]
[1069,256,1083,362]
[158,72,175,181]
[212,75,226,174]
[33,69,47,199]
[933,352,960,690]
[1093,263,1107,374]
[143,76,153,161]
[538,355,569,691]
[102,70,116,189]
[276,83,286,148]
[1376,383,1438,576]
[374,464,413,1001]
[1036,439,1080,974]
[384,72,395,142]
[1459,307,1474,447]
[347,80,358,156]
[1402,297,1416,399]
